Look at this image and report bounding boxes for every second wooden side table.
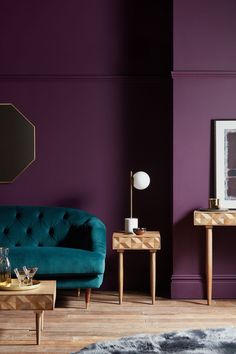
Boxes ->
[194,209,236,305]
[112,231,161,304]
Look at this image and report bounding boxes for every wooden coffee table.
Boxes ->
[0,280,56,345]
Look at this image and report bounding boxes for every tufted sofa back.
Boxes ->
[0,206,96,248]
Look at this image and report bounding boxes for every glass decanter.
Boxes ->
[0,247,11,286]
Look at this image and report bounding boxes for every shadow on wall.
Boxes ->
[120,0,173,297]
[172,211,205,299]
[49,1,173,297]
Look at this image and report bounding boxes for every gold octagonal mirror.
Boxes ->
[0,104,35,183]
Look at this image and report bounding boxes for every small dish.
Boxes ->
[133,227,146,235]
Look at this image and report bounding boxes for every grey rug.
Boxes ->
[72,327,236,354]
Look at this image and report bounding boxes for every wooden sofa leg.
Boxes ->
[77,288,80,297]
[85,288,91,309]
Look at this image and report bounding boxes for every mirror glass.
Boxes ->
[0,104,35,183]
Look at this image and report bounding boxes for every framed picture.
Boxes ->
[215,120,236,209]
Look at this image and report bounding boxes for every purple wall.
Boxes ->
[173,0,236,298]
[0,1,172,294]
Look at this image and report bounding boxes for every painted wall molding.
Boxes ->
[172,274,236,281]
[0,74,170,82]
[172,71,236,79]
[171,274,236,299]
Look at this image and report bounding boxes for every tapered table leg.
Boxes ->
[118,250,124,304]
[35,310,43,345]
[206,226,213,305]
[150,250,156,304]
[41,311,44,331]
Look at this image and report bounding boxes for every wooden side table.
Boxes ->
[194,209,236,305]
[112,231,161,304]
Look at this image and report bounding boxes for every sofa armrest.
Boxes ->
[84,217,106,256]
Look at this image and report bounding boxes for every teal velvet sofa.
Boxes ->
[0,206,106,307]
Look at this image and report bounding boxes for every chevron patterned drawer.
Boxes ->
[112,231,161,250]
[194,210,236,226]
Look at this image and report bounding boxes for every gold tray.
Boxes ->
[0,279,41,291]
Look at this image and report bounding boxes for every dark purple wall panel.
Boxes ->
[0,78,172,292]
[0,0,172,293]
[0,0,124,75]
[0,0,171,76]
[173,0,236,298]
[174,0,236,70]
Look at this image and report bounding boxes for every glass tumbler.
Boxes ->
[14,268,29,287]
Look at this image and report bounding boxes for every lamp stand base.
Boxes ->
[124,218,138,234]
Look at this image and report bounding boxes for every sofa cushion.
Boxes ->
[9,247,105,276]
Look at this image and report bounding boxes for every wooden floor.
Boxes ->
[0,290,236,353]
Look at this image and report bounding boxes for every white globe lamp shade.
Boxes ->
[133,171,150,190]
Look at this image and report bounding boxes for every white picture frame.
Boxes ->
[215,120,236,209]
